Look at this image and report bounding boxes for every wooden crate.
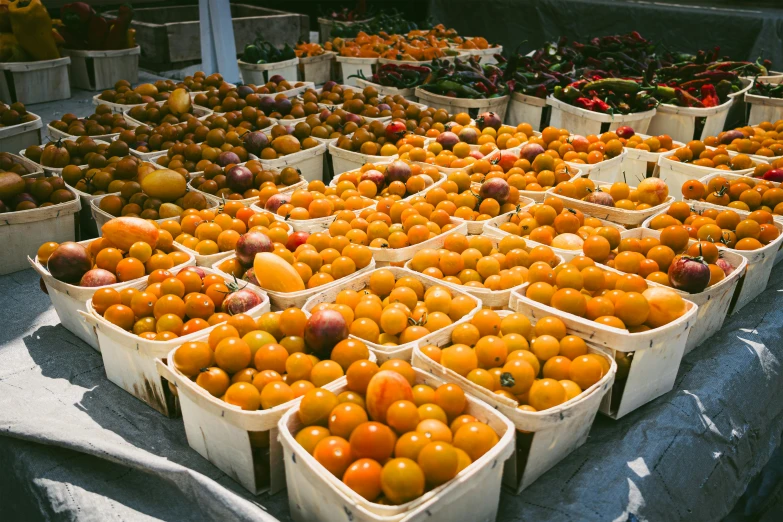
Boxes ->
[0,58,71,105]
[64,46,141,91]
[317,17,371,44]
[105,5,308,70]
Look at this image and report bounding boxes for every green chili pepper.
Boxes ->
[581,78,640,94]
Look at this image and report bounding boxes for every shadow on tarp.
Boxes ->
[0,435,210,520]
[21,325,265,497]
[1,269,58,347]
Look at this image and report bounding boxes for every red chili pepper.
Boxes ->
[574,97,595,110]
[701,84,720,107]
[675,88,704,108]
[591,96,611,112]
[87,14,109,50]
[104,5,133,50]
[629,31,645,42]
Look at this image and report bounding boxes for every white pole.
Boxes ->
[198,0,241,83]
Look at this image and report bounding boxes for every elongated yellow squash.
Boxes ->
[253,252,305,292]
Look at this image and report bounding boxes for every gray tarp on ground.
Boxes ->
[428,0,783,69]
[1,264,782,521]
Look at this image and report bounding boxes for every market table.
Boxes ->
[2,263,782,520]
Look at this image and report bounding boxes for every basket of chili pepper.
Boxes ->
[752,71,783,85]
[239,38,299,84]
[646,58,762,143]
[745,82,783,126]
[547,78,657,138]
[336,56,379,88]
[414,57,510,119]
[352,63,431,100]
[294,42,335,84]
[500,32,656,131]
[60,3,139,91]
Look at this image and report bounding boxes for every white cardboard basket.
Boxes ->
[3,152,43,177]
[354,78,417,101]
[484,212,625,262]
[451,195,535,235]
[29,244,195,351]
[745,92,783,126]
[617,227,747,353]
[251,194,375,234]
[90,192,221,232]
[336,56,378,87]
[695,170,780,217]
[505,92,547,130]
[646,97,733,143]
[0,57,71,105]
[259,143,327,183]
[0,111,42,152]
[328,160,443,204]
[80,266,270,416]
[279,367,515,522]
[246,82,315,101]
[508,280,698,420]
[515,165,583,203]
[752,71,783,85]
[642,201,783,314]
[414,88,509,120]
[91,93,146,113]
[47,122,121,143]
[174,239,234,268]
[238,57,300,84]
[20,139,110,176]
[212,253,376,311]
[404,238,563,309]
[545,178,674,227]
[328,141,396,175]
[411,311,616,493]
[250,204,356,234]
[369,220,469,267]
[302,267,481,363]
[564,151,627,184]
[122,103,213,128]
[68,180,115,238]
[188,171,307,211]
[156,342,298,495]
[155,320,370,496]
[546,96,655,137]
[299,52,336,84]
[622,134,685,181]
[0,185,80,275]
[64,46,140,91]
[656,149,758,200]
